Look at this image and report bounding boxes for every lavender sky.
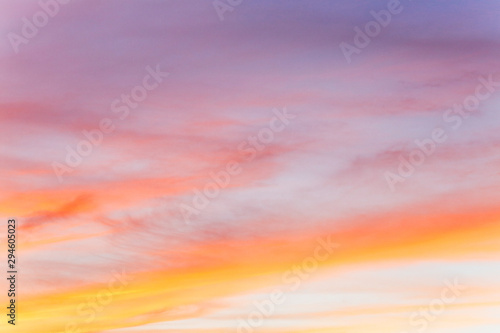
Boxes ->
[1,1,500,332]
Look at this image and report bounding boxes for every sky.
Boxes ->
[0,0,500,332]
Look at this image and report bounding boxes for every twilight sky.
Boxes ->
[1,0,500,332]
